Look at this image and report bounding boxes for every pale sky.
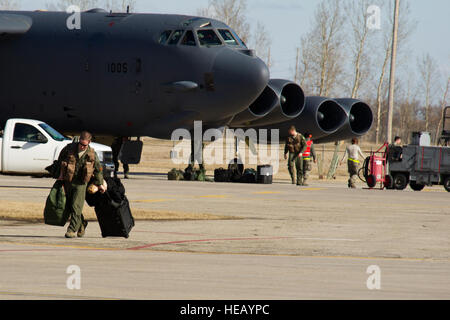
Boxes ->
[14,0,450,83]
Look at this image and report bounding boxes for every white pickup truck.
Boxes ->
[0,119,114,175]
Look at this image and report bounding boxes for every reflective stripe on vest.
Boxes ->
[303,140,312,157]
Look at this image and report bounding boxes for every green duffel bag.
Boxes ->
[168,168,184,181]
[196,168,206,182]
[44,180,69,226]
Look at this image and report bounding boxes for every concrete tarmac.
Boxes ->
[0,174,449,299]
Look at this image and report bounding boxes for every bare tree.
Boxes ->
[298,0,345,96]
[434,76,450,144]
[374,0,415,144]
[46,0,135,12]
[345,0,374,99]
[104,0,136,12]
[0,0,19,9]
[251,21,273,69]
[46,0,99,11]
[418,53,439,132]
[198,0,272,69]
[198,0,250,44]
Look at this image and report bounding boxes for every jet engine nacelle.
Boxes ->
[314,98,373,143]
[230,79,305,126]
[264,96,346,140]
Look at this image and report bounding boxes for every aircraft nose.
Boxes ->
[211,48,270,117]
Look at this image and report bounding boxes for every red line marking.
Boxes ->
[438,148,442,173]
[421,147,425,170]
[127,236,291,251]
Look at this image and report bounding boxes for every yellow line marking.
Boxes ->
[133,199,174,203]
[422,189,446,193]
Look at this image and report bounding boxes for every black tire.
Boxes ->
[393,173,408,190]
[384,175,394,189]
[367,174,377,188]
[444,176,450,192]
[410,181,425,192]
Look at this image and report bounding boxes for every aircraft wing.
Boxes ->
[0,13,33,36]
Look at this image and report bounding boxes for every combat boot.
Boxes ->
[77,221,88,238]
[65,231,77,238]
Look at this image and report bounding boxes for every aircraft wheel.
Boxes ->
[393,173,408,190]
[410,181,425,192]
[444,176,450,192]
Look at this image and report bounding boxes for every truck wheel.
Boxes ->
[393,173,408,190]
[410,181,425,192]
[444,177,450,192]
[384,175,394,189]
[367,175,377,188]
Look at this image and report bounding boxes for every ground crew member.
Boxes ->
[284,126,307,186]
[58,131,105,238]
[302,133,317,186]
[111,137,130,179]
[340,138,366,189]
[388,136,403,162]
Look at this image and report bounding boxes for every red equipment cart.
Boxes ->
[361,142,393,189]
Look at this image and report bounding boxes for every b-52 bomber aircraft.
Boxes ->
[0,8,373,161]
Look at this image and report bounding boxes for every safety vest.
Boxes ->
[303,140,312,160]
[348,158,360,164]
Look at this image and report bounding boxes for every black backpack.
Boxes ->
[228,160,244,183]
[240,168,257,183]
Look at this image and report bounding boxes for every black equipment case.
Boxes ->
[257,165,273,184]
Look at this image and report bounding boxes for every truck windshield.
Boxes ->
[38,123,67,141]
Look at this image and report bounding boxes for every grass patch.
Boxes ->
[0,200,237,222]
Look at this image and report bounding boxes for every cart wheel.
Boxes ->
[393,173,408,190]
[444,176,450,192]
[410,181,425,192]
[384,175,394,189]
[366,175,377,188]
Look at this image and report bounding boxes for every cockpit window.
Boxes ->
[158,30,172,44]
[197,30,222,46]
[181,30,196,46]
[218,29,239,46]
[231,30,246,47]
[168,30,183,45]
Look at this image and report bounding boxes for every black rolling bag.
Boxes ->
[257,165,273,184]
[85,177,134,238]
[94,194,134,238]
